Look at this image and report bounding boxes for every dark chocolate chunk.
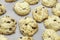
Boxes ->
[9,28,12,31]
[35,10,37,13]
[11,19,14,22]
[48,36,51,38]
[32,27,36,29]
[20,37,22,39]
[0,8,3,12]
[0,4,2,6]
[25,24,28,25]
[7,21,10,23]
[54,19,56,21]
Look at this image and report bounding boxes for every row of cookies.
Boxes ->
[0,15,60,40]
[5,0,39,5]
[5,0,57,8]
[1,1,60,22]
[1,16,60,40]
[0,16,38,40]
[0,16,38,36]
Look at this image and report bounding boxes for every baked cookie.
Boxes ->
[0,16,17,35]
[42,29,60,40]
[19,17,38,36]
[52,3,60,16]
[0,3,6,15]
[24,0,39,5]
[5,0,16,2]
[17,36,33,40]
[0,34,8,40]
[44,15,60,31]
[14,2,30,16]
[32,6,48,22]
[41,0,57,7]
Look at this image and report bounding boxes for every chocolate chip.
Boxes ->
[36,2,38,4]
[6,16,9,17]
[59,16,60,18]
[11,19,14,22]
[25,24,28,25]
[54,19,56,21]
[0,4,2,6]
[32,27,36,29]
[43,7,45,8]
[20,37,22,39]
[7,21,10,23]
[0,8,3,12]
[25,17,27,19]
[35,10,37,13]
[9,28,12,31]
[20,30,24,34]
[48,36,51,38]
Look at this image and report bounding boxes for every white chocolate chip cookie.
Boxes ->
[0,3,6,15]
[42,29,60,40]
[0,34,8,40]
[14,2,30,16]
[17,36,33,40]
[0,16,17,35]
[32,6,48,22]
[19,17,38,36]
[41,0,57,7]
[24,0,39,5]
[5,0,16,2]
[52,3,60,16]
[44,15,60,31]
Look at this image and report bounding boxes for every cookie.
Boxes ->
[52,3,60,16]
[0,34,8,40]
[0,16,17,35]
[5,0,16,2]
[44,15,60,31]
[42,29,60,40]
[0,3,6,15]
[14,2,30,16]
[32,6,48,22]
[19,17,38,36]
[17,36,33,40]
[24,0,39,5]
[41,0,57,7]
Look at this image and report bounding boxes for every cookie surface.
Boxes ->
[42,29,60,40]
[44,15,60,31]
[52,3,60,16]
[5,0,16,2]
[19,17,38,36]
[24,0,39,5]
[32,6,48,22]
[17,36,33,40]
[0,16,16,34]
[41,0,57,7]
[0,34,8,40]
[14,2,30,16]
[0,3,6,15]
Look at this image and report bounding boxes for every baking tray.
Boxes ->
[0,0,60,40]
